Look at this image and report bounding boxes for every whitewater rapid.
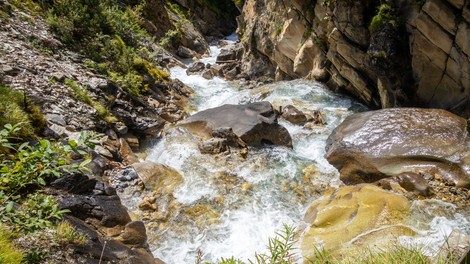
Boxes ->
[137,38,470,263]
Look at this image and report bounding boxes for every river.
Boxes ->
[125,38,470,263]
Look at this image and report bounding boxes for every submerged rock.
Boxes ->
[132,161,183,194]
[281,105,308,124]
[325,108,470,188]
[301,184,411,259]
[179,101,293,148]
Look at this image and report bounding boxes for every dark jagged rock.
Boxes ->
[64,216,158,264]
[186,62,206,75]
[179,101,293,148]
[326,108,470,188]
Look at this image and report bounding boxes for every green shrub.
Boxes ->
[1,193,70,233]
[167,1,189,19]
[369,3,397,33]
[44,0,106,44]
[0,85,45,139]
[101,3,148,47]
[0,227,22,264]
[159,28,183,50]
[21,248,46,264]
[0,124,91,233]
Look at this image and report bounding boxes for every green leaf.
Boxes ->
[6,201,14,212]
[79,159,92,167]
[68,140,77,148]
[37,178,46,186]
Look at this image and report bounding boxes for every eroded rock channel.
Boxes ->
[111,42,470,263]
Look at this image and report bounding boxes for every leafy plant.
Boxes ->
[1,193,70,233]
[200,225,297,264]
[369,3,398,33]
[21,248,46,264]
[251,224,297,264]
[0,124,91,233]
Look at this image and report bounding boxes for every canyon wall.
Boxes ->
[238,0,470,116]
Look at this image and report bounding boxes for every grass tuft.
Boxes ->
[53,221,88,246]
[0,226,23,264]
[0,85,45,139]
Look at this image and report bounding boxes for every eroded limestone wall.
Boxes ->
[238,0,470,116]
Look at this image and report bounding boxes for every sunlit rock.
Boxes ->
[281,105,308,124]
[301,184,411,260]
[326,108,470,188]
[179,101,293,148]
[132,161,183,194]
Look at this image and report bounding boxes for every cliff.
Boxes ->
[238,0,470,116]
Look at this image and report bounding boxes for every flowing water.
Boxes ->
[130,39,470,263]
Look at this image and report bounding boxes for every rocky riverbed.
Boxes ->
[1,0,469,263]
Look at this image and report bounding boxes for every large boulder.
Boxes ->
[301,184,411,259]
[216,43,244,63]
[325,108,470,188]
[179,102,293,147]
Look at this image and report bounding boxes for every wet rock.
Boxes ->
[301,184,411,259]
[212,127,246,148]
[375,172,433,197]
[179,101,293,148]
[132,161,183,194]
[186,62,206,75]
[281,105,307,124]
[210,64,224,77]
[201,69,214,79]
[86,152,110,176]
[198,138,228,154]
[308,110,326,125]
[138,197,157,211]
[326,108,470,188]
[216,43,244,63]
[124,134,140,149]
[223,67,238,81]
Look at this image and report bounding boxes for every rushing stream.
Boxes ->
[121,38,470,263]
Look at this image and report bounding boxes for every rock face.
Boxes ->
[55,173,158,263]
[325,108,470,188]
[301,184,411,258]
[237,0,470,117]
[179,102,293,147]
[0,9,192,141]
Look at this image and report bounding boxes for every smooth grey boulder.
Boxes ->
[179,101,293,148]
[325,108,470,188]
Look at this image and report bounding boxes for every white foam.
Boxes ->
[142,44,470,264]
